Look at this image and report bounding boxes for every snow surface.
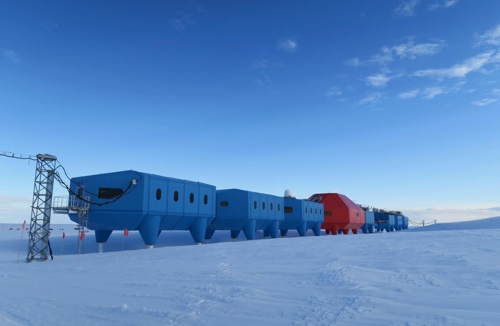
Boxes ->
[1,219,500,326]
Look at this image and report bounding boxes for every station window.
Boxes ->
[315,208,317,214]
[278,204,281,211]
[262,202,265,210]
[310,208,312,213]
[156,189,161,200]
[190,193,194,203]
[356,212,359,217]
[98,188,123,199]
[174,191,179,202]
[284,206,293,213]
[305,207,307,213]
[204,195,208,205]
[324,211,332,216]
[270,203,273,210]
[220,201,229,206]
[311,196,322,203]
[254,201,257,209]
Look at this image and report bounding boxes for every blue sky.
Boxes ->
[1,0,499,223]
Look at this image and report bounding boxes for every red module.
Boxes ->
[308,193,365,235]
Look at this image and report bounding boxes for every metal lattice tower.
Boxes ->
[26,154,57,262]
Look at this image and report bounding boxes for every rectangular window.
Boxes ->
[98,188,123,199]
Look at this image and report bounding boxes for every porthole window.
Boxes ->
[204,195,208,205]
[305,207,307,213]
[311,196,322,203]
[315,208,317,214]
[173,191,179,202]
[262,202,265,210]
[254,201,257,209]
[325,211,332,216]
[270,203,273,210]
[156,189,161,200]
[189,193,194,203]
[284,206,293,213]
[278,204,281,211]
[220,201,229,206]
[310,208,312,213]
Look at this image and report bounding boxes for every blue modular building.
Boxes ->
[402,215,409,229]
[205,189,284,241]
[279,197,323,237]
[393,214,399,231]
[361,210,375,233]
[374,210,395,232]
[67,170,216,247]
[394,215,401,231]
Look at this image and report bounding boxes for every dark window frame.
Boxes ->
[98,188,123,199]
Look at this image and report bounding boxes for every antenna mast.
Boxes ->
[26,154,57,262]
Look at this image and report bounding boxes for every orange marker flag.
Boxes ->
[22,220,26,229]
[124,228,129,237]
[80,231,85,241]
[62,232,66,239]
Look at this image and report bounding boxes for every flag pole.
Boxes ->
[123,228,129,253]
[16,220,26,264]
[78,230,85,266]
[61,232,66,258]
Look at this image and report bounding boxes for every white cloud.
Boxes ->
[253,74,271,87]
[422,87,444,99]
[345,58,362,67]
[358,92,383,105]
[394,0,421,17]
[347,39,444,67]
[392,39,445,59]
[250,60,268,70]
[398,89,420,98]
[428,0,459,11]
[412,51,500,79]
[476,23,500,47]
[3,49,20,64]
[444,0,460,8]
[278,39,297,53]
[369,47,394,65]
[366,71,403,88]
[471,98,498,106]
[492,88,500,96]
[366,74,391,87]
[325,86,341,97]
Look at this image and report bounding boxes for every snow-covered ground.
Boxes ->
[1,218,499,326]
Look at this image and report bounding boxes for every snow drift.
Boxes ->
[1,217,499,326]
